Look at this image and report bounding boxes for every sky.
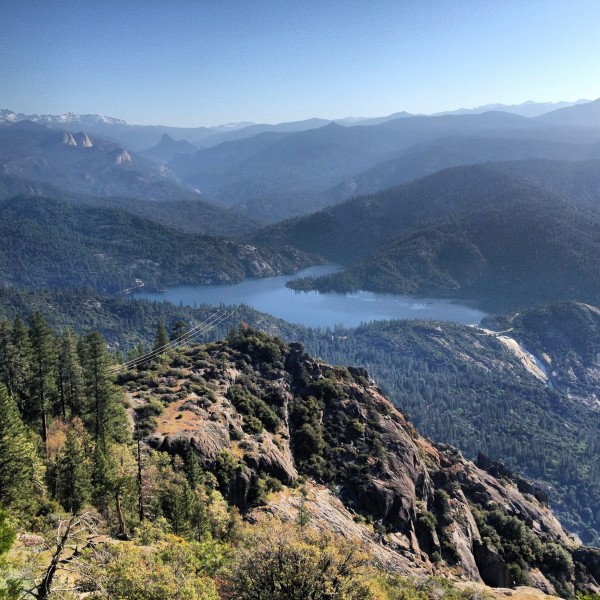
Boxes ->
[1,0,600,127]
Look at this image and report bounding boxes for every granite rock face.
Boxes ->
[130,328,598,593]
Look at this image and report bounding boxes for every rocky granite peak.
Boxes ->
[122,327,600,596]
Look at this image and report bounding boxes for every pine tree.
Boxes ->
[0,508,20,600]
[0,510,15,557]
[81,332,127,445]
[10,315,32,414]
[126,342,146,363]
[295,488,311,527]
[0,385,37,505]
[153,322,169,353]
[184,446,205,490]
[0,320,15,396]
[170,320,187,342]
[57,424,92,513]
[28,313,57,449]
[56,329,85,419]
[94,443,136,539]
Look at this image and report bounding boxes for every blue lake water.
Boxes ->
[133,264,486,329]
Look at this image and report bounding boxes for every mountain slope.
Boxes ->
[290,306,600,546]
[292,187,600,311]
[489,158,600,207]
[1,285,599,547]
[169,122,407,207]
[252,166,565,264]
[191,117,332,148]
[0,121,195,201]
[0,196,317,292]
[484,301,600,403]
[0,174,259,238]
[537,97,600,129]
[75,195,260,238]
[126,327,600,595]
[169,112,597,220]
[140,133,198,163]
[325,136,600,202]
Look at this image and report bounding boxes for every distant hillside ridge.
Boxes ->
[251,165,573,264]
[168,111,600,221]
[536,97,600,129]
[0,196,319,293]
[324,136,600,203]
[0,120,198,201]
[288,184,600,311]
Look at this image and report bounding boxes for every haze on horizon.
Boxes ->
[2,0,600,127]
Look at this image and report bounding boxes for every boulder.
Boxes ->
[473,540,512,588]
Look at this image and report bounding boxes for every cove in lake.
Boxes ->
[133,264,486,329]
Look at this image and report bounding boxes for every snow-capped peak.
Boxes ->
[0,108,128,126]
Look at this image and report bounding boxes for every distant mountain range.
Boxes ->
[1,98,591,151]
[536,97,600,129]
[5,101,600,226]
[324,135,600,203]
[0,121,267,238]
[168,109,600,221]
[434,99,589,118]
[0,120,194,201]
[4,100,600,227]
[0,109,246,151]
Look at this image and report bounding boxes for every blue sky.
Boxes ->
[2,0,599,126]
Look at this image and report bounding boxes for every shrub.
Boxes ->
[214,450,243,489]
[225,517,373,600]
[86,541,220,600]
[242,415,263,434]
[541,543,574,578]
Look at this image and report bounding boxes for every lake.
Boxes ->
[133,264,486,328]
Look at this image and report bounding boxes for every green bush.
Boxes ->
[541,543,574,578]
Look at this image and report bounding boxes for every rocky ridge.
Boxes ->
[121,327,600,596]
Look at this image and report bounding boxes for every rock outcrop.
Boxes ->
[126,327,599,594]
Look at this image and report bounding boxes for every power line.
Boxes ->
[110,308,236,373]
[112,314,228,372]
[110,311,223,372]
[111,310,228,372]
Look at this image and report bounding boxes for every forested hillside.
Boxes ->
[288,181,600,311]
[73,196,260,238]
[0,176,259,238]
[252,166,547,263]
[295,313,600,545]
[324,137,600,202]
[0,197,317,292]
